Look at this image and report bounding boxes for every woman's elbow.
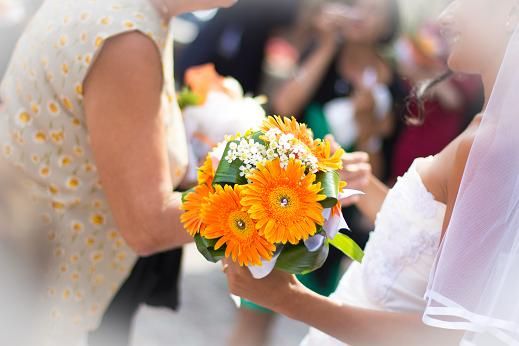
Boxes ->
[119,227,158,257]
[112,200,166,257]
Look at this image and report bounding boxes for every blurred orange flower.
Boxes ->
[184,63,225,104]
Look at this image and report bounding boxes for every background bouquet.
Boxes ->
[181,116,364,279]
[178,64,266,183]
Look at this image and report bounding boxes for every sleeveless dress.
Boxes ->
[301,157,447,345]
[0,0,188,344]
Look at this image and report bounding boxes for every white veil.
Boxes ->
[423,25,519,345]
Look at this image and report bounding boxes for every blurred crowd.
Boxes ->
[0,0,483,345]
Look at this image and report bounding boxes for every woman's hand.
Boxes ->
[340,152,372,206]
[326,135,372,206]
[312,7,341,47]
[223,259,302,313]
[353,87,379,145]
[353,87,376,115]
[341,152,371,187]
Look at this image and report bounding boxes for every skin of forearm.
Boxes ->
[355,174,389,224]
[108,186,193,256]
[274,41,337,116]
[280,284,461,346]
[137,192,194,256]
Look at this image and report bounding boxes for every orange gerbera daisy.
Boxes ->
[202,185,275,266]
[197,154,215,186]
[181,183,214,236]
[185,63,225,104]
[241,159,326,245]
[312,139,345,171]
[261,115,314,148]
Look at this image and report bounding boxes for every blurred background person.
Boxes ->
[272,0,405,181]
[176,0,299,99]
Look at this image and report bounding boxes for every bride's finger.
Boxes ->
[342,152,370,165]
[222,263,229,273]
[221,259,230,273]
[324,134,341,152]
[343,162,371,173]
[342,168,369,180]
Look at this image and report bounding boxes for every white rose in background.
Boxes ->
[179,64,266,183]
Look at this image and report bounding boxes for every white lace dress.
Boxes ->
[301,157,446,345]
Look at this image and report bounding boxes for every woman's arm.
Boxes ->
[355,174,389,223]
[273,41,336,116]
[225,264,461,346]
[272,13,338,117]
[83,32,192,256]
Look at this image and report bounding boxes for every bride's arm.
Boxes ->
[225,265,462,346]
[354,174,388,224]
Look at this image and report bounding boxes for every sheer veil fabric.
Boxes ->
[423,25,519,345]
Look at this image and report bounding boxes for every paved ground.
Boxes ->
[132,244,308,346]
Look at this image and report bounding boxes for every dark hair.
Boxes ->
[406,70,453,126]
[379,0,401,45]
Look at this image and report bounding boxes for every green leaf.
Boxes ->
[194,234,226,263]
[275,242,329,275]
[250,131,266,145]
[213,140,248,186]
[328,233,364,263]
[177,87,201,110]
[316,170,340,208]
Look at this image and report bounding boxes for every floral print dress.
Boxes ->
[0,0,188,343]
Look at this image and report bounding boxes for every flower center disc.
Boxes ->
[269,187,300,217]
[228,211,254,238]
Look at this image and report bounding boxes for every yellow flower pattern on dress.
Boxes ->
[47,100,60,115]
[17,110,32,127]
[0,0,188,342]
[33,130,47,143]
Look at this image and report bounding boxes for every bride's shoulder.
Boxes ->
[454,114,482,161]
[438,114,481,165]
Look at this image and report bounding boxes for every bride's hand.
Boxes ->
[326,135,372,206]
[222,259,302,313]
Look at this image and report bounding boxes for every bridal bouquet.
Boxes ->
[181,116,364,278]
[178,64,266,182]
